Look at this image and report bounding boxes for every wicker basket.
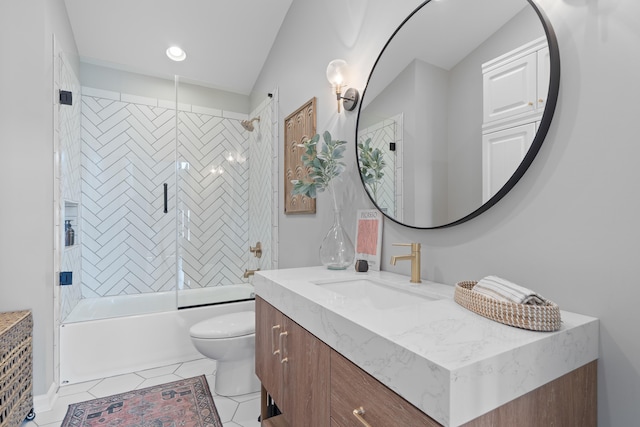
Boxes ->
[0,310,33,427]
[454,281,561,332]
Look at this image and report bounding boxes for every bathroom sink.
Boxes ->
[313,277,440,309]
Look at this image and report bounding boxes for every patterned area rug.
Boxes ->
[61,375,222,427]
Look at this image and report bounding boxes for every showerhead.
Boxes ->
[241,116,260,132]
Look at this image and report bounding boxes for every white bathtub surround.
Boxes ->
[64,284,254,323]
[60,298,254,385]
[247,93,278,271]
[253,267,599,427]
[57,51,83,322]
[80,87,250,299]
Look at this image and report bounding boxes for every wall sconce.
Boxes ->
[326,59,359,113]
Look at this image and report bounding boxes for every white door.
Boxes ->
[482,123,536,202]
[483,52,537,123]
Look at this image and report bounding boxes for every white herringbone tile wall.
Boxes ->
[177,110,249,290]
[81,88,250,298]
[358,115,403,220]
[247,96,274,272]
[58,52,83,320]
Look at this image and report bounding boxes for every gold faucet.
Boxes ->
[243,268,260,279]
[390,243,421,283]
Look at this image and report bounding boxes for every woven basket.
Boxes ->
[454,281,561,332]
[0,310,33,427]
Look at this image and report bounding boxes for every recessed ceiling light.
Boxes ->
[166,46,186,62]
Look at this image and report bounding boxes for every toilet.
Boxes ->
[189,311,260,396]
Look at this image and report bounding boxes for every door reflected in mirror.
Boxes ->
[356,0,559,229]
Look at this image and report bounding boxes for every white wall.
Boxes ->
[80,62,250,113]
[0,1,50,397]
[253,0,421,269]
[0,0,77,396]
[253,0,640,425]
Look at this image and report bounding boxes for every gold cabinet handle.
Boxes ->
[352,407,373,427]
[279,331,288,363]
[538,98,544,103]
[271,325,281,356]
[528,101,534,106]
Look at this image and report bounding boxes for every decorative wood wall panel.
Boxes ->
[284,98,316,214]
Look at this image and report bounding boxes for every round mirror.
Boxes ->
[356,0,559,229]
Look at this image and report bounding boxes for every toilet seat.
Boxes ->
[189,311,254,339]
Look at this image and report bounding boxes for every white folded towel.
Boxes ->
[473,275,546,305]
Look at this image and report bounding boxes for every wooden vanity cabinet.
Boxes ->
[255,296,283,406]
[330,347,597,427]
[330,350,440,427]
[256,297,596,427]
[255,297,330,427]
[257,297,437,427]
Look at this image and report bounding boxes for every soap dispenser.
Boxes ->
[65,220,75,246]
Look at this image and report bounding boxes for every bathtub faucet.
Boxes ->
[243,268,260,279]
[250,242,262,258]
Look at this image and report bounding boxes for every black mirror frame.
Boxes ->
[355,0,560,229]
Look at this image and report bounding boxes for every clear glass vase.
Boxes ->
[319,208,355,270]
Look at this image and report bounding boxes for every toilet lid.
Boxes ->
[189,311,255,339]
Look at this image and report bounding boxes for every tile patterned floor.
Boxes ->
[25,358,261,427]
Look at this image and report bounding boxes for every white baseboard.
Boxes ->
[33,382,58,413]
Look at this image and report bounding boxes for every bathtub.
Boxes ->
[63,284,255,323]
[59,284,255,385]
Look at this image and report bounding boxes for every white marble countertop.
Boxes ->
[253,266,599,426]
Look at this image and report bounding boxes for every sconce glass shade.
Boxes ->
[326,59,348,87]
[326,59,358,112]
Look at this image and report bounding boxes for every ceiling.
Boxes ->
[64,0,294,95]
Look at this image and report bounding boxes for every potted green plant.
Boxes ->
[291,131,354,269]
[291,131,346,205]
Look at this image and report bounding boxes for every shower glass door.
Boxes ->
[57,62,180,323]
[59,63,272,321]
[175,77,272,309]
[79,69,179,302]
